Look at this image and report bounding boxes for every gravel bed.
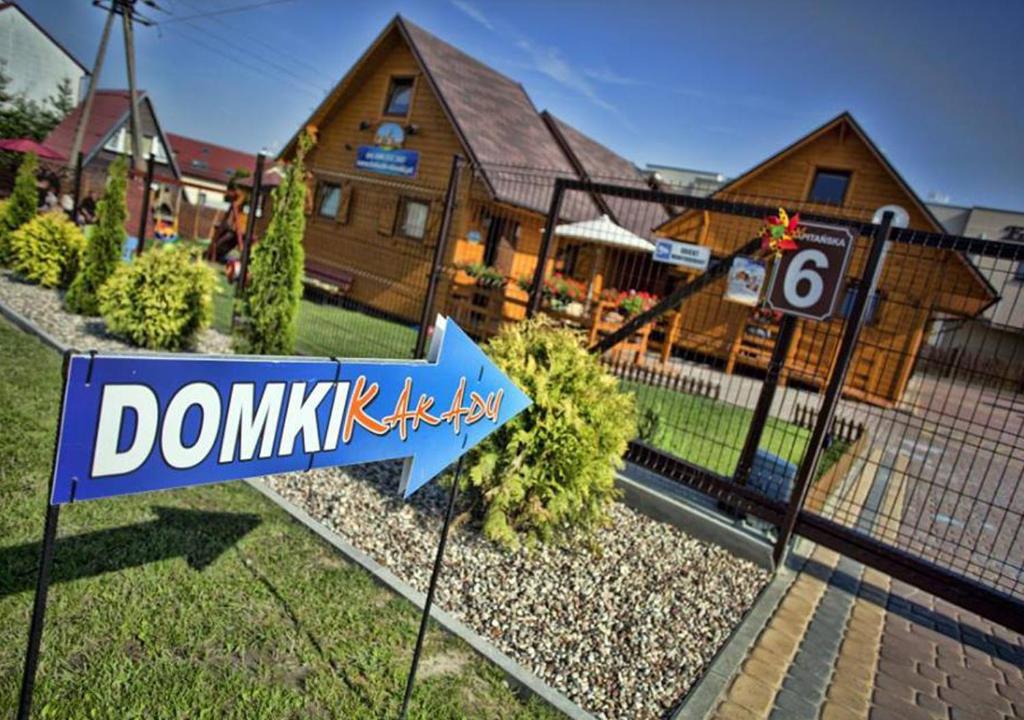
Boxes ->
[267,465,769,719]
[0,270,232,354]
[1,269,771,719]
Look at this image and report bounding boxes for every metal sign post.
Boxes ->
[399,454,465,719]
[15,318,531,717]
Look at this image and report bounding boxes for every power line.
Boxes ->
[158,23,324,100]
[161,19,329,96]
[170,0,327,80]
[157,0,298,25]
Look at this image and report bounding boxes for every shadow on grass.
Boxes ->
[0,506,261,598]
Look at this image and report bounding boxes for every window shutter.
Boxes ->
[378,195,398,235]
[337,184,353,224]
[424,199,444,244]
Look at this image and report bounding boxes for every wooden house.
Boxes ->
[655,113,996,406]
[44,89,181,234]
[278,15,666,331]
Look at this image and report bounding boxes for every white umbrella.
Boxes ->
[554,214,654,251]
[553,215,654,306]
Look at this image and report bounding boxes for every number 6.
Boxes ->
[783,249,827,308]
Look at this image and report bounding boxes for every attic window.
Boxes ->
[808,169,851,205]
[191,159,209,170]
[384,77,414,117]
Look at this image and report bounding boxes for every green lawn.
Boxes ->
[0,319,560,720]
[210,271,418,360]
[627,382,847,480]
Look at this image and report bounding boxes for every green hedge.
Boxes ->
[9,211,85,288]
[99,245,215,350]
[463,318,637,549]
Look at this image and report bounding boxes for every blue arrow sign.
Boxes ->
[49,317,531,505]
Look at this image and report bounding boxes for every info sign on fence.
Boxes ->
[767,222,855,321]
[50,317,531,504]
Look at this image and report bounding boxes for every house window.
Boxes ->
[478,209,519,270]
[384,77,414,117]
[837,282,882,324]
[399,198,430,239]
[808,169,851,205]
[103,126,128,154]
[317,182,342,218]
[197,191,207,206]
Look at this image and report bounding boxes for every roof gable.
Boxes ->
[44,89,180,179]
[0,2,88,73]
[658,113,943,234]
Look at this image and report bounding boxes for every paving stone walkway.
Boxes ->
[707,544,1024,719]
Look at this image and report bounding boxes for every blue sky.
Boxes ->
[22,0,1024,209]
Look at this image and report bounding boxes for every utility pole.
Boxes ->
[121,2,145,173]
[71,1,156,175]
[68,6,115,171]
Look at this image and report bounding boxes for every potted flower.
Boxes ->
[459,262,508,289]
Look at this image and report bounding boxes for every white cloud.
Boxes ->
[450,0,494,31]
[516,39,617,113]
[583,67,644,87]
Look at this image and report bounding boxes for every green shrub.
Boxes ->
[0,152,38,264]
[99,245,215,350]
[9,211,85,288]
[65,156,127,315]
[234,132,312,355]
[463,318,637,549]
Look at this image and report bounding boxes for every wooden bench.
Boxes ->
[305,261,354,296]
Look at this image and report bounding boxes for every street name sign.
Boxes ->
[49,317,531,505]
[767,222,855,321]
[653,238,711,271]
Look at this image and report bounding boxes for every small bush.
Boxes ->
[9,212,85,288]
[463,318,637,549]
[0,152,39,265]
[99,245,215,350]
[66,156,127,315]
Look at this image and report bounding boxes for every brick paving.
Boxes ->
[707,544,1024,719]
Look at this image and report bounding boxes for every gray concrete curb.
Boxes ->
[0,301,591,719]
[246,479,595,720]
[616,463,774,571]
[669,539,810,720]
[0,294,71,353]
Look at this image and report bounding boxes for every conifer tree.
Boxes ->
[234,130,313,354]
[0,151,38,265]
[66,156,127,315]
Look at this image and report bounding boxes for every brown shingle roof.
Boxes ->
[167,132,257,185]
[284,16,663,229]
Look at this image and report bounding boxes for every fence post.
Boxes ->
[232,152,266,329]
[527,178,567,318]
[135,153,155,257]
[70,152,83,223]
[414,155,463,359]
[733,314,798,487]
[772,211,894,566]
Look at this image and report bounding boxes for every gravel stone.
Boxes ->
[1,270,771,719]
[0,270,232,354]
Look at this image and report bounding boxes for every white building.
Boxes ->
[0,2,87,106]
[927,202,1024,385]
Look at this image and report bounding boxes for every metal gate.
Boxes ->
[530,177,1024,633]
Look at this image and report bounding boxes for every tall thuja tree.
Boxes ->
[235,130,313,354]
[0,151,38,265]
[66,156,128,314]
